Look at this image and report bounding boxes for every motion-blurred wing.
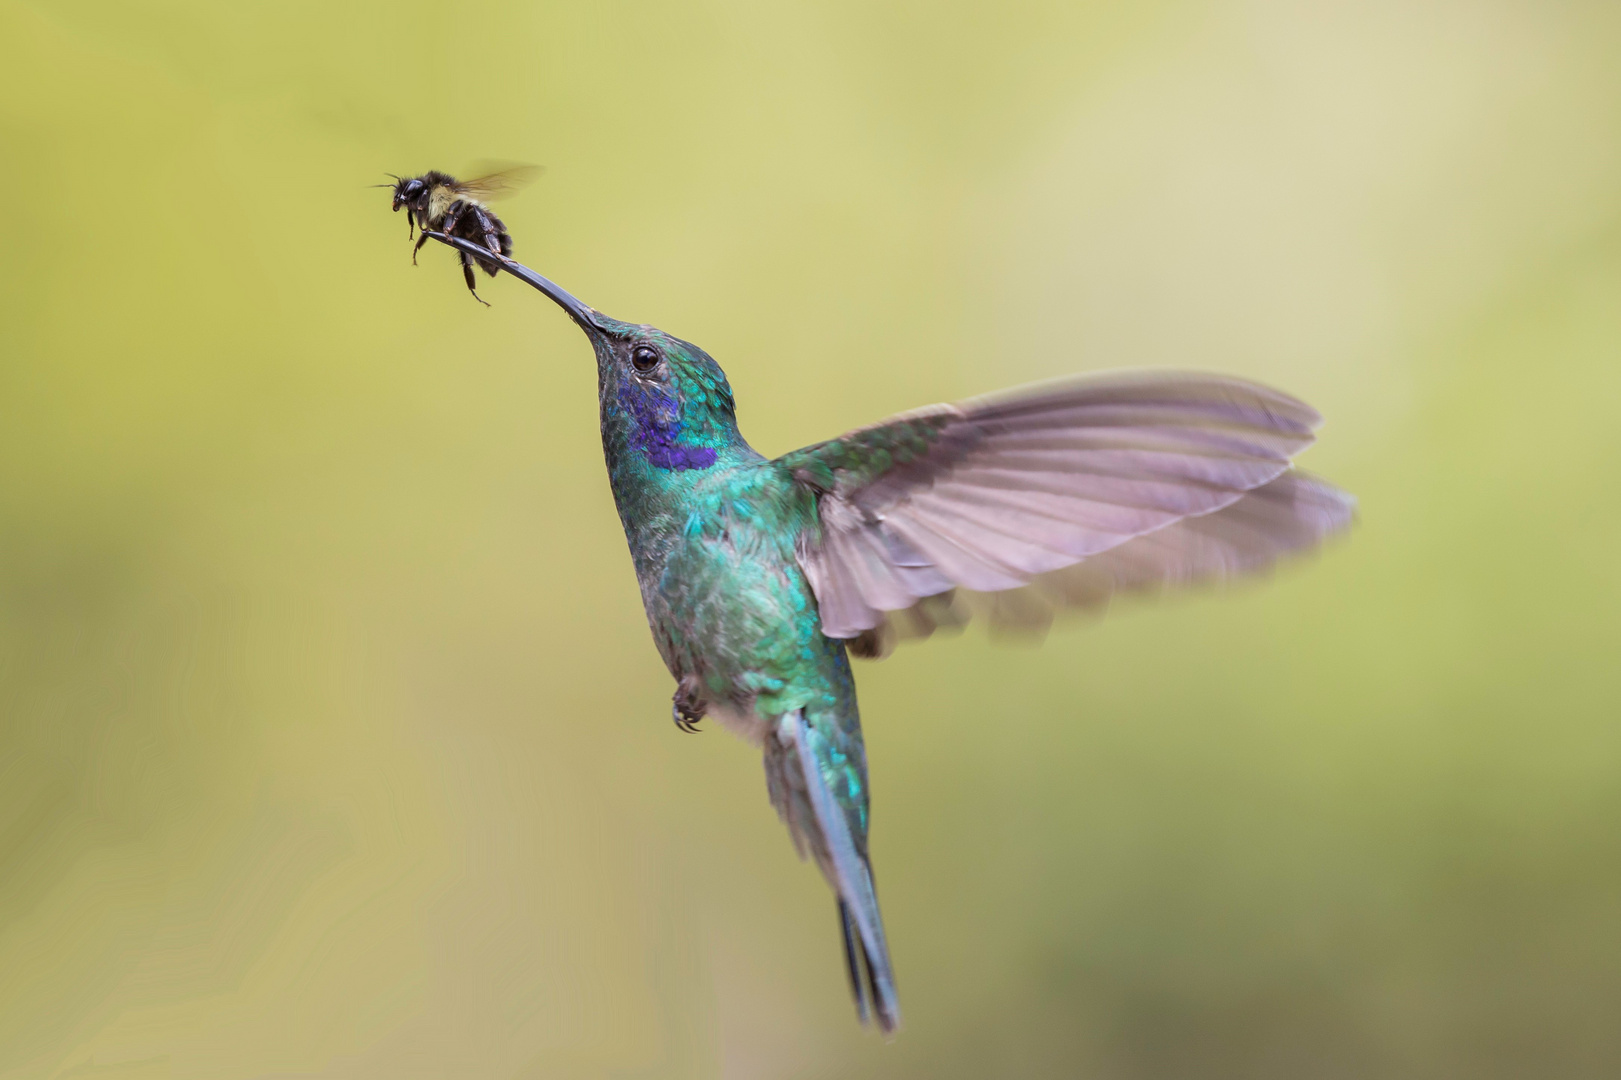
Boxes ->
[454,163,543,202]
[777,371,1354,652]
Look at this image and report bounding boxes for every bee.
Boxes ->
[387,165,540,305]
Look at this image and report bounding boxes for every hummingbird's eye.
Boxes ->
[630,344,661,373]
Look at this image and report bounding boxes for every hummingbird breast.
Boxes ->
[624,464,842,731]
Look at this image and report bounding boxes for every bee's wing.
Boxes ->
[453,164,543,202]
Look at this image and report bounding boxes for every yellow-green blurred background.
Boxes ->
[3,0,1620,1076]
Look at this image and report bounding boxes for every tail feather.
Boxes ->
[786,711,901,1033]
[838,899,870,1025]
[858,917,886,1029]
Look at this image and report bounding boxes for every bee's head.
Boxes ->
[390,176,427,213]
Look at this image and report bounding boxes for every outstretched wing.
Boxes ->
[777,371,1354,651]
[452,163,543,202]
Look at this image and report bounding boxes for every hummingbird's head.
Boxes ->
[583,315,742,471]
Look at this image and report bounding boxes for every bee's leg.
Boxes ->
[440,202,464,239]
[460,251,490,306]
[475,208,504,276]
[412,231,430,266]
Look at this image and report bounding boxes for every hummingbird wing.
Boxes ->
[776,371,1354,652]
[764,709,900,1032]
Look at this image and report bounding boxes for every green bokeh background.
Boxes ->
[3,1,1620,1076]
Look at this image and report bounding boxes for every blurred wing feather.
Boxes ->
[780,371,1354,648]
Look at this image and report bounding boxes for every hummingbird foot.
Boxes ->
[672,679,706,734]
[672,700,704,733]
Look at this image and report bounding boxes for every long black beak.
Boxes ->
[425,232,604,335]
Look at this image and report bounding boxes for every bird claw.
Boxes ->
[672,682,706,734]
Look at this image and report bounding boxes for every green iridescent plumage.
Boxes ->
[413,232,1354,1036]
[584,318,899,1024]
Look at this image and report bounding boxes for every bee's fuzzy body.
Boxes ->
[390,168,530,305]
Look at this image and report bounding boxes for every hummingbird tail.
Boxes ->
[838,899,869,1024]
[839,896,895,1032]
[783,711,901,1034]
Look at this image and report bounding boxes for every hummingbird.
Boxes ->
[415,232,1355,1034]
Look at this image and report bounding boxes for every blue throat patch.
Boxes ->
[619,382,719,472]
